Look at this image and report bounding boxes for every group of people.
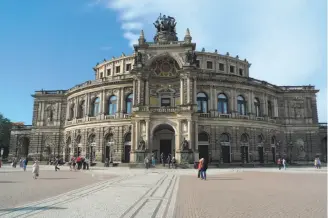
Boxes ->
[69,156,89,171]
[314,157,321,169]
[277,158,286,170]
[196,158,208,180]
[11,157,28,171]
[144,153,177,169]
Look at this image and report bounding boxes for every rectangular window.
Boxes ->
[126,64,131,71]
[196,60,200,68]
[206,61,213,69]
[107,69,111,76]
[230,65,235,73]
[219,63,224,71]
[239,68,243,76]
[100,73,103,78]
[116,66,121,74]
[161,98,171,107]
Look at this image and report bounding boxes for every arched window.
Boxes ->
[254,98,260,117]
[78,101,85,118]
[218,94,228,114]
[268,100,273,117]
[198,132,209,142]
[220,133,230,142]
[257,135,263,143]
[237,95,246,115]
[76,135,81,145]
[241,133,249,143]
[125,133,131,142]
[89,134,96,144]
[69,105,74,120]
[108,95,117,115]
[271,136,276,145]
[92,98,100,117]
[125,94,133,114]
[197,92,208,113]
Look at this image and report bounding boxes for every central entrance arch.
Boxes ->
[152,124,175,162]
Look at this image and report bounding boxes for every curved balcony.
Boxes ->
[65,113,132,126]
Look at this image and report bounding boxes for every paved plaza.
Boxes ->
[0,165,326,218]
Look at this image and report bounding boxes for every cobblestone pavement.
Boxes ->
[0,169,113,209]
[0,167,326,218]
[174,171,327,218]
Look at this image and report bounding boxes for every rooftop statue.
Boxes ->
[153,14,178,43]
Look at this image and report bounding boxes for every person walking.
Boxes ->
[201,159,208,180]
[167,154,171,169]
[144,156,150,169]
[172,157,176,169]
[282,158,286,170]
[54,157,60,171]
[32,160,40,179]
[23,158,27,171]
[277,158,281,170]
[317,158,321,169]
[161,153,165,167]
[198,158,204,178]
[151,155,155,167]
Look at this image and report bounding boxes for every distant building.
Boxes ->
[9,14,327,164]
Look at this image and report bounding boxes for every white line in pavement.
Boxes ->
[165,175,180,218]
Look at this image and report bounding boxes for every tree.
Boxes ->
[0,113,12,148]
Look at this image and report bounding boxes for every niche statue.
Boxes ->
[181,138,189,151]
[138,138,146,150]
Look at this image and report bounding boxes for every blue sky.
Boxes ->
[0,0,327,124]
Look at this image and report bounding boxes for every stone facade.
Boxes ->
[9,15,327,164]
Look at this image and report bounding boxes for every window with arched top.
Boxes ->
[76,135,81,144]
[66,137,71,146]
[125,133,131,142]
[237,95,246,115]
[108,95,117,115]
[241,133,249,143]
[198,132,209,142]
[69,105,74,120]
[91,98,100,117]
[197,92,208,113]
[218,93,228,114]
[257,135,263,143]
[220,133,230,142]
[89,134,96,144]
[78,101,85,118]
[271,136,276,145]
[126,94,133,114]
[254,98,260,117]
[268,100,273,117]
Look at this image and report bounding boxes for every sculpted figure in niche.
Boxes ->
[181,138,189,150]
[138,137,146,150]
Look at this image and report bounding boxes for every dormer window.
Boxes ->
[239,68,243,76]
[219,63,224,71]
[206,61,213,69]
[230,65,235,73]
[126,64,131,72]
[116,66,121,74]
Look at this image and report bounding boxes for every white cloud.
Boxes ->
[93,0,327,121]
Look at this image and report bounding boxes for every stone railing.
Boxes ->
[11,125,33,130]
[198,113,279,124]
[150,107,179,113]
[319,123,327,129]
[199,113,210,118]
[256,117,265,121]
[132,106,149,112]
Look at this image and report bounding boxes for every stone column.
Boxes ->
[120,88,124,116]
[137,79,141,104]
[116,88,121,117]
[74,100,78,119]
[195,122,198,151]
[145,80,149,105]
[66,102,70,120]
[180,78,184,105]
[188,120,192,149]
[247,92,252,115]
[133,80,136,106]
[263,93,268,116]
[213,87,217,115]
[187,78,191,104]
[145,120,149,150]
[86,94,91,116]
[209,85,213,112]
[274,98,278,117]
[135,121,140,148]
[193,78,197,104]
[101,90,106,115]
[175,121,181,151]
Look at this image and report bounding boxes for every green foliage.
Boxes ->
[0,113,12,147]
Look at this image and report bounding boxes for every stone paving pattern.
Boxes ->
[174,172,327,218]
[0,166,326,218]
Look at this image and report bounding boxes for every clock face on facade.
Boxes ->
[150,56,180,78]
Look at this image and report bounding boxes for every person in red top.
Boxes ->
[197,158,204,178]
[277,158,281,170]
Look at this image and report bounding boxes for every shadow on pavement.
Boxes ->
[38,178,73,180]
[0,181,18,183]
[0,206,66,212]
[207,177,242,180]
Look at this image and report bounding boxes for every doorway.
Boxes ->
[199,145,209,162]
[258,147,264,163]
[271,147,276,163]
[221,146,230,163]
[160,140,172,159]
[124,145,131,163]
[105,146,110,160]
[241,146,249,163]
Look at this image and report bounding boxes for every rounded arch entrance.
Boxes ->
[151,124,176,161]
[198,131,209,162]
